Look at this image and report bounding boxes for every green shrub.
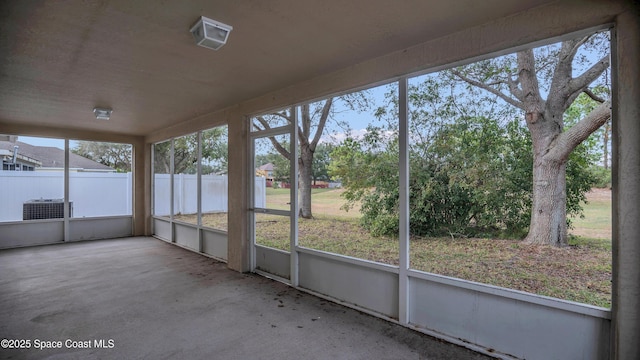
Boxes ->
[331,117,596,239]
[588,166,611,189]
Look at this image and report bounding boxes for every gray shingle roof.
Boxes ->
[0,140,114,171]
[258,163,274,171]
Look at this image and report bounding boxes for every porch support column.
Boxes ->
[227,112,250,272]
[133,137,149,236]
[611,8,640,360]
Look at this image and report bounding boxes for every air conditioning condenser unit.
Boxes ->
[23,199,73,220]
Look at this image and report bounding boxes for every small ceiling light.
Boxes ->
[93,107,112,120]
[190,16,233,51]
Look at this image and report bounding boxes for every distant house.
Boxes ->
[256,163,275,181]
[0,137,114,172]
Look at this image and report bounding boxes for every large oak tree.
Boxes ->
[452,33,610,246]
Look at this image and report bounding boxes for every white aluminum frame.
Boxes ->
[248,108,298,283]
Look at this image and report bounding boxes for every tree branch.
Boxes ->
[254,112,292,131]
[297,124,307,148]
[310,98,333,150]
[583,88,606,103]
[567,55,610,104]
[569,37,589,59]
[255,116,291,160]
[269,111,292,123]
[450,69,524,110]
[548,100,611,161]
[516,49,546,123]
[301,104,311,139]
[546,41,575,113]
[517,49,544,113]
[268,137,291,160]
[560,38,587,67]
[506,75,523,101]
[254,116,271,131]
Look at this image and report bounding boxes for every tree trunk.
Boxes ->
[523,101,611,246]
[525,155,568,246]
[521,91,569,247]
[298,145,313,218]
[258,99,333,220]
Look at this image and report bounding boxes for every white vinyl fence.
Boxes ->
[1,172,266,222]
[153,174,266,216]
[0,171,132,222]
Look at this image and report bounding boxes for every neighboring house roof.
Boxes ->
[257,163,274,171]
[0,140,114,171]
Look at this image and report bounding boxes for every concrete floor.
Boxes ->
[0,237,493,360]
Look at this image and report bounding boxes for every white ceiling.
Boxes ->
[0,0,554,137]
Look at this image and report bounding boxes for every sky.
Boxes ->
[17,136,77,150]
[318,82,391,144]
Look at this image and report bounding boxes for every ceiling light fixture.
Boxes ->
[190,16,233,51]
[93,107,112,120]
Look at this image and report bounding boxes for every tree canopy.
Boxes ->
[153,127,228,175]
[76,127,228,175]
[72,141,132,172]
[331,31,609,242]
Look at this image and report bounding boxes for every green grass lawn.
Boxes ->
[262,188,361,217]
[569,188,612,241]
[200,187,613,308]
